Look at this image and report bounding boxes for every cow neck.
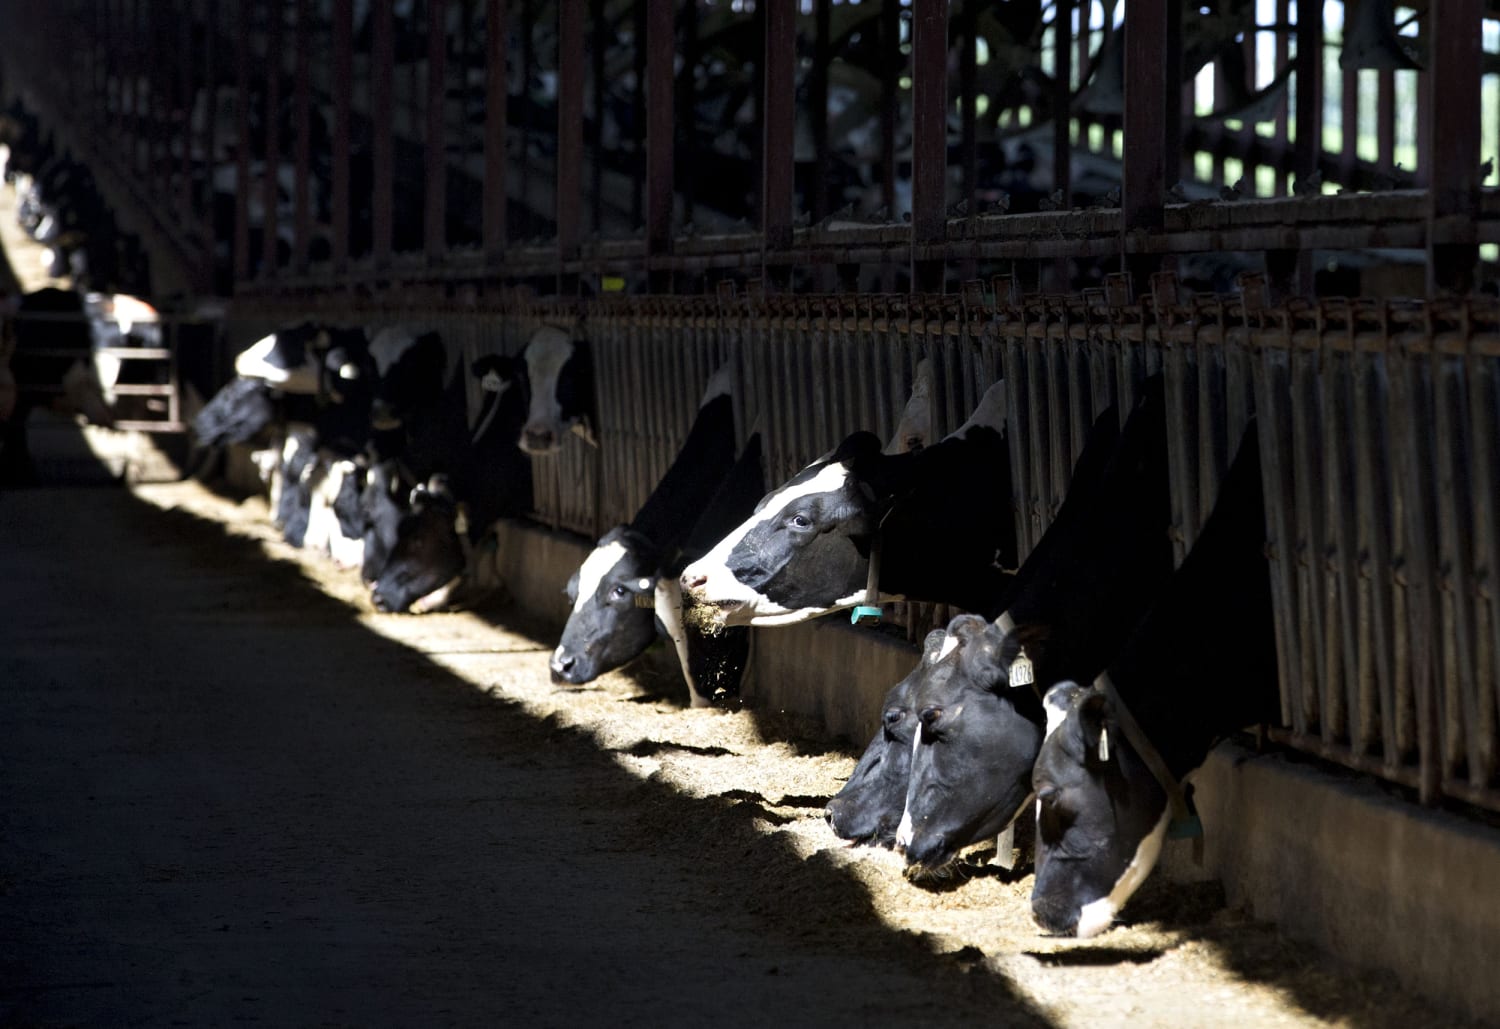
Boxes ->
[1095,672,1204,853]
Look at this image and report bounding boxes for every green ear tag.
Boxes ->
[850,605,883,625]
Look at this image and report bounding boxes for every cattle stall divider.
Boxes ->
[231,283,1500,815]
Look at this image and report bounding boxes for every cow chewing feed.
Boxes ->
[823,634,935,845]
[518,325,595,455]
[894,614,1044,872]
[370,476,469,614]
[846,379,1177,866]
[679,377,1016,628]
[550,363,758,705]
[1030,424,1277,938]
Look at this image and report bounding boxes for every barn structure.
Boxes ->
[1,0,1499,1022]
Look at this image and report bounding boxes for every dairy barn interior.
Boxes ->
[2,0,1499,1024]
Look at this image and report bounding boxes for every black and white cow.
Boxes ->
[550,365,741,688]
[370,475,469,614]
[357,351,532,609]
[517,324,595,456]
[1,288,115,486]
[1030,424,1277,938]
[233,323,335,395]
[823,632,941,845]
[679,379,1017,627]
[833,380,1176,863]
[351,458,405,585]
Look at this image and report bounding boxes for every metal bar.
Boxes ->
[426,0,449,261]
[556,0,584,262]
[483,0,507,260]
[233,0,253,285]
[589,0,606,235]
[263,0,282,278]
[880,0,899,222]
[1469,350,1500,787]
[1121,0,1167,234]
[645,0,675,268]
[1294,0,1323,192]
[762,0,795,253]
[371,0,394,265]
[292,0,312,272]
[811,0,831,223]
[1053,0,1073,211]
[178,0,195,230]
[331,0,352,270]
[1427,0,1481,293]
[909,0,947,246]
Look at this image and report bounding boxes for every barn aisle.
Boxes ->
[0,485,1053,1027]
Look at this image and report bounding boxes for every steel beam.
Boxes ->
[426,0,449,260]
[762,0,795,254]
[645,0,675,263]
[371,0,394,265]
[556,0,584,263]
[1427,0,1481,294]
[483,0,508,260]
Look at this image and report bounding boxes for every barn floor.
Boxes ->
[0,470,1477,1028]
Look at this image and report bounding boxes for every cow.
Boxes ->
[822,632,941,845]
[1030,424,1277,938]
[369,475,469,614]
[1,288,115,487]
[233,323,336,394]
[833,379,1175,863]
[517,325,594,455]
[351,457,405,586]
[357,351,532,609]
[679,378,1017,628]
[302,457,366,568]
[272,429,320,547]
[549,364,742,689]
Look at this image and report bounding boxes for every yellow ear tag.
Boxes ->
[1009,649,1034,688]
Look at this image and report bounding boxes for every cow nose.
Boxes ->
[549,650,576,683]
[523,427,556,453]
[681,571,707,592]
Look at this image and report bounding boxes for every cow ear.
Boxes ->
[921,629,949,664]
[563,571,579,602]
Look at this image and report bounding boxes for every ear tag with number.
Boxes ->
[1098,727,1110,763]
[1009,649,1034,688]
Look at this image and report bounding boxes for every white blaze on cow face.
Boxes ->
[368,326,424,377]
[571,539,630,616]
[520,326,578,455]
[680,461,871,626]
[1074,808,1171,938]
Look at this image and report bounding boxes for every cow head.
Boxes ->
[550,526,662,685]
[358,459,405,586]
[370,476,468,614]
[1030,680,1170,938]
[897,613,1044,873]
[823,632,943,845]
[233,323,328,394]
[677,430,889,627]
[519,325,594,455]
[368,327,447,432]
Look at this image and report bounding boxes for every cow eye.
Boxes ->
[883,707,905,727]
[789,513,813,530]
[611,585,630,600]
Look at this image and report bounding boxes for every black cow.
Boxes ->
[1030,424,1277,938]
[358,351,532,609]
[370,475,468,614]
[517,325,595,455]
[550,366,740,687]
[896,380,1177,871]
[1,288,115,486]
[679,380,1017,627]
[823,632,941,845]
